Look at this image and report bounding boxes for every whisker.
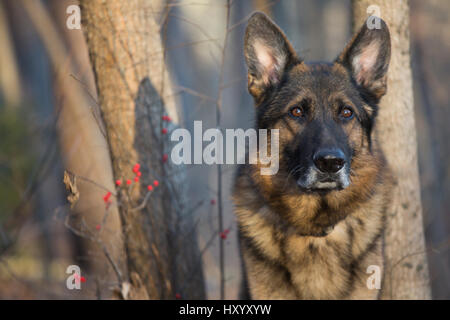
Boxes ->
[281,164,304,192]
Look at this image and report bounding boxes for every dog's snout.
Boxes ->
[313,148,345,173]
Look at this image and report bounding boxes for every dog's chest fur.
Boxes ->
[234,165,389,299]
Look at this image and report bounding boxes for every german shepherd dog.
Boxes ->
[233,12,393,299]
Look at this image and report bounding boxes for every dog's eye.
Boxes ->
[290,106,304,118]
[340,107,354,119]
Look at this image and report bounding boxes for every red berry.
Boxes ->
[162,154,168,163]
[132,163,140,173]
[103,192,112,202]
[166,116,172,122]
[210,199,216,205]
[220,232,227,240]
[80,276,86,283]
[147,185,153,191]
[153,180,159,187]
[136,171,142,177]
[115,180,122,186]
[175,293,181,299]
[162,128,168,134]
[134,176,140,182]
[126,179,132,185]
[96,224,101,231]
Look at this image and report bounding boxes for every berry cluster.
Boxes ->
[219,228,230,240]
[98,163,161,231]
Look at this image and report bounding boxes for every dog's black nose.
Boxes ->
[313,149,345,173]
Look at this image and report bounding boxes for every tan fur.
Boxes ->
[233,92,393,298]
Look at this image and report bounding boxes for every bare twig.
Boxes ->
[64,214,124,286]
[69,74,107,138]
[215,0,232,300]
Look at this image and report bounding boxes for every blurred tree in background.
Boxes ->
[0,107,34,222]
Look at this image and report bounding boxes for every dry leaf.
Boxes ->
[63,170,79,208]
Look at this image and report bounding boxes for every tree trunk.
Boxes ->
[352,0,431,299]
[252,0,272,16]
[80,0,205,299]
[0,1,21,107]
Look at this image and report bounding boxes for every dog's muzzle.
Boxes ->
[297,148,350,191]
[297,165,350,191]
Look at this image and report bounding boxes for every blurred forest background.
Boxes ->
[0,0,448,299]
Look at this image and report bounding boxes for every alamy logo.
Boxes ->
[366,265,381,290]
[66,265,85,290]
[366,5,382,30]
[66,5,81,30]
[170,121,279,175]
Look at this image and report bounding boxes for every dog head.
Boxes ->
[244,12,390,194]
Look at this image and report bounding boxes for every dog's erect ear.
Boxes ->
[244,12,299,103]
[337,17,391,102]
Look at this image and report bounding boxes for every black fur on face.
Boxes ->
[244,12,390,192]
